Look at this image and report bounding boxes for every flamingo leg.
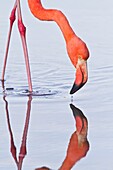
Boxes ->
[1,2,17,81]
[16,0,33,92]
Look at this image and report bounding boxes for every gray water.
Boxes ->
[0,0,113,170]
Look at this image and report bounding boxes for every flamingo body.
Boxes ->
[28,0,89,94]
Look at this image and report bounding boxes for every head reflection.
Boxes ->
[3,95,32,170]
[35,104,89,170]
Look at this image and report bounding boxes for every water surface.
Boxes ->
[0,1,113,170]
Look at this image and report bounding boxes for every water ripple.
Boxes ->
[90,65,113,84]
[0,87,60,97]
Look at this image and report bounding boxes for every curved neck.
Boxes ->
[28,0,76,42]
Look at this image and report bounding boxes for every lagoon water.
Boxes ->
[0,0,113,170]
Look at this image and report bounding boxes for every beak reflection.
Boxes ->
[35,103,89,170]
[59,104,89,169]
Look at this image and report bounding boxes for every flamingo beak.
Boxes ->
[70,103,88,136]
[70,104,84,118]
[70,61,88,94]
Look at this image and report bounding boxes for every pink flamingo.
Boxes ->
[1,0,89,94]
[28,0,90,94]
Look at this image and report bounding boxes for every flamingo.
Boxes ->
[28,0,90,94]
[2,0,89,94]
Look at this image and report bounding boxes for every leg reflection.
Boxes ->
[3,95,32,170]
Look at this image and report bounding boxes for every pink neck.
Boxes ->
[28,0,76,42]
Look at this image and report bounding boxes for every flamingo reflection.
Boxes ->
[35,104,89,170]
[3,95,32,170]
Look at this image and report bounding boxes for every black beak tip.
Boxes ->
[70,82,86,94]
[70,103,82,117]
[70,103,74,109]
[70,103,77,117]
[70,83,79,94]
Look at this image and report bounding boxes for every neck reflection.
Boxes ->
[3,95,32,170]
[35,103,90,170]
[59,104,89,170]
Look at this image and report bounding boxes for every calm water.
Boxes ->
[0,0,113,170]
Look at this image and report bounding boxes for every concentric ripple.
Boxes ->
[0,61,72,98]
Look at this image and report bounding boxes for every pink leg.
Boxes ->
[18,96,32,170]
[3,95,18,165]
[17,0,33,92]
[3,95,32,170]
[1,2,17,81]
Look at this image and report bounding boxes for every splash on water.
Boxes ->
[0,86,59,97]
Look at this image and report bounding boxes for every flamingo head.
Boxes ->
[70,58,88,94]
